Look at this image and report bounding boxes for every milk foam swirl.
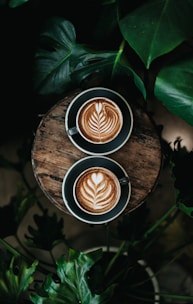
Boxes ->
[75,168,120,214]
[78,99,122,143]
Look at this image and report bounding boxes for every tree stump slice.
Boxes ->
[32,89,162,216]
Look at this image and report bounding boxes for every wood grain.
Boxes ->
[32,89,162,216]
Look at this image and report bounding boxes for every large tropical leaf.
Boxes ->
[33,17,117,95]
[30,248,113,304]
[119,0,193,68]
[0,255,38,303]
[154,54,193,126]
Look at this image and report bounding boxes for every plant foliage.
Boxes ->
[29,0,193,126]
[30,248,113,304]
[0,254,38,303]
[0,0,193,303]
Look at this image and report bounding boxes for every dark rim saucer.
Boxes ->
[65,87,133,155]
[62,156,131,224]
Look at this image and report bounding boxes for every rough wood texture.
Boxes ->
[32,89,162,216]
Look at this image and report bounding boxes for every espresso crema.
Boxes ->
[74,167,121,214]
[77,98,123,143]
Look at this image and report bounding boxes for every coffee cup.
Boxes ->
[65,87,133,155]
[68,97,123,144]
[62,156,131,224]
[73,166,128,215]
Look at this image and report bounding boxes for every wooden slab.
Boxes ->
[32,89,162,216]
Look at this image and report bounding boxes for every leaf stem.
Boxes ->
[132,204,178,248]
[144,204,177,238]
[104,240,126,276]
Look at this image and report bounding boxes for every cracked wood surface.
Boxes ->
[32,89,162,216]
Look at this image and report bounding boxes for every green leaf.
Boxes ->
[8,0,29,8]
[25,209,65,250]
[70,53,117,86]
[119,0,193,68]
[155,55,193,126]
[123,65,146,99]
[30,248,113,304]
[178,202,193,218]
[33,16,117,95]
[0,255,38,303]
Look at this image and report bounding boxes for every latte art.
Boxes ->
[78,98,123,143]
[74,167,121,214]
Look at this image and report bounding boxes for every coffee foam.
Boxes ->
[74,167,121,214]
[77,98,123,143]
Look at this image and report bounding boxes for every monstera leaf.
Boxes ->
[33,16,117,95]
[30,248,113,304]
[119,0,193,68]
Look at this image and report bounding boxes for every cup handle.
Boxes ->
[119,176,130,185]
[67,126,78,136]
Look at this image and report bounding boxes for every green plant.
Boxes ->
[30,0,193,127]
[2,0,193,127]
[0,137,193,303]
[1,0,193,303]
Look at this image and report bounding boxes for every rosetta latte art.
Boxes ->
[75,168,120,214]
[78,99,122,143]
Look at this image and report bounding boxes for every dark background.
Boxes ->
[0,0,102,142]
[0,0,146,143]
